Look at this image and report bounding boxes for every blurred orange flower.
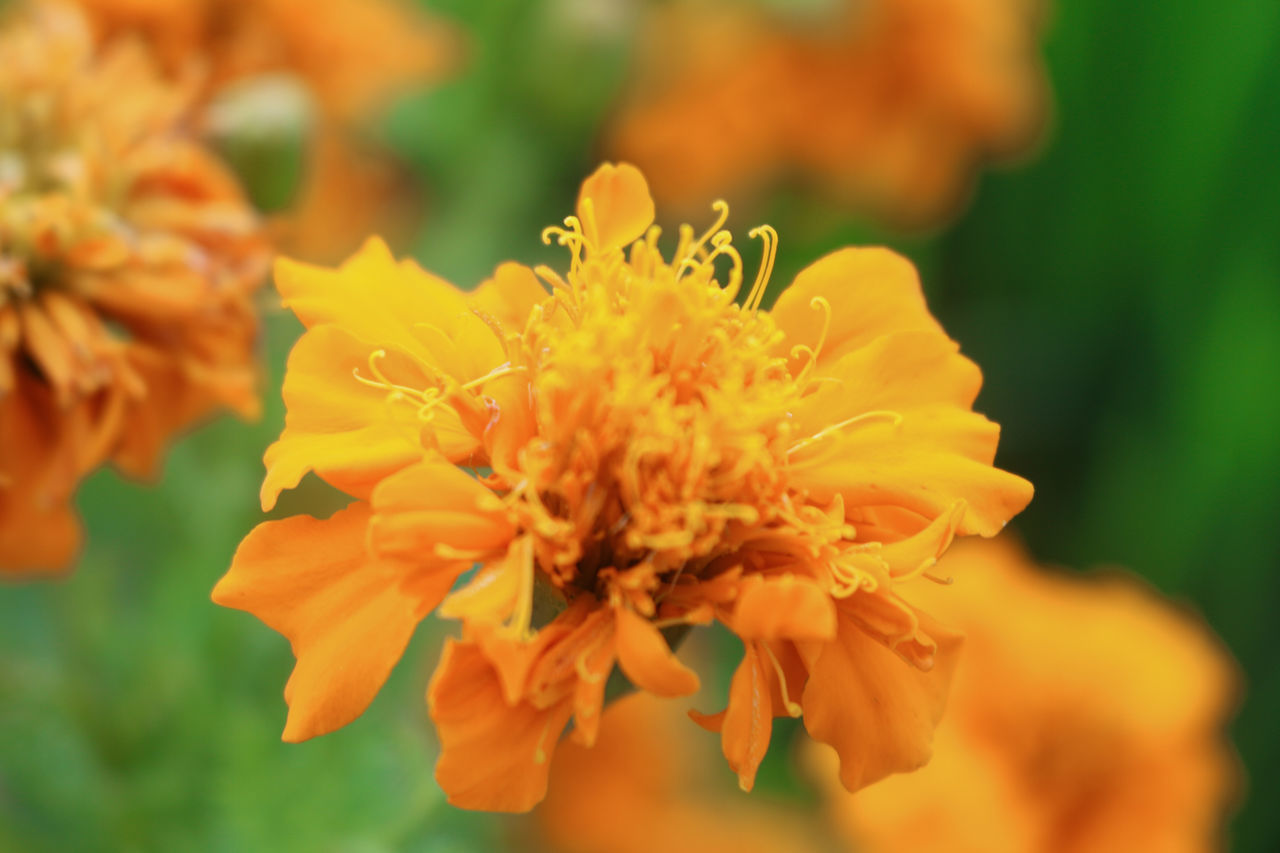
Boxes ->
[73,0,454,122]
[608,0,1048,227]
[0,3,267,574]
[214,162,1031,812]
[813,536,1240,853]
[535,692,827,853]
[74,0,455,261]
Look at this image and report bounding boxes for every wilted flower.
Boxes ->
[813,536,1240,853]
[608,0,1048,226]
[0,3,266,574]
[214,163,1031,811]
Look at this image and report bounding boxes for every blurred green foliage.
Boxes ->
[1,0,1277,850]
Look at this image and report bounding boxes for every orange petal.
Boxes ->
[0,377,84,574]
[769,247,944,367]
[614,606,700,698]
[731,573,837,642]
[212,503,443,741]
[368,459,514,559]
[721,642,773,791]
[428,638,575,813]
[577,162,656,254]
[801,609,963,792]
[877,501,965,577]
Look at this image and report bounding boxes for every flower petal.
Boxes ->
[212,503,443,741]
[428,638,575,813]
[469,262,548,329]
[731,573,837,642]
[791,330,982,438]
[368,458,514,559]
[790,410,1033,537]
[801,609,963,792]
[769,247,944,367]
[721,642,773,791]
[260,324,479,509]
[275,237,465,345]
[578,162,656,254]
[614,606,700,698]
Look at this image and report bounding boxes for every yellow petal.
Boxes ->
[212,503,445,741]
[469,262,548,330]
[577,162,656,254]
[614,606,700,698]
[791,330,982,438]
[770,247,944,367]
[260,324,478,510]
[790,410,1033,537]
[801,609,963,792]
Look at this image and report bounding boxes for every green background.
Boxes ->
[2,0,1277,850]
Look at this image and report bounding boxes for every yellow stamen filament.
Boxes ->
[761,643,803,717]
[788,409,904,455]
[745,224,778,313]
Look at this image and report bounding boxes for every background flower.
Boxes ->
[813,535,1239,853]
[0,2,266,574]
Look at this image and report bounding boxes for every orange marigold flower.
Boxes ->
[0,3,266,574]
[72,0,455,122]
[608,0,1048,226]
[812,536,1240,853]
[214,162,1032,811]
[535,692,828,853]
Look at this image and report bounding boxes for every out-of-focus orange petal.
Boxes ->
[428,638,575,813]
[769,247,944,366]
[577,162,656,254]
[802,609,962,792]
[212,503,440,741]
[614,606,700,698]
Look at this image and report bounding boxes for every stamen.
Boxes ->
[678,199,730,265]
[787,409,904,456]
[761,643,803,717]
[745,224,778,313]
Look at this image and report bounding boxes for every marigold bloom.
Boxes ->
[813,536,1239,853]
[73,0,454,261]
[536,692,827,853]
[0,3,266,574]
[72,0,454,122]
[214,162,1032,811]
[608,0,1048,226]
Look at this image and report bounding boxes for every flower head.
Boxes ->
[215,162,1031,811]
[608,0,1048,226]
[73,0,456,122]
[0,2,266,574]
[812,536,1240,853]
